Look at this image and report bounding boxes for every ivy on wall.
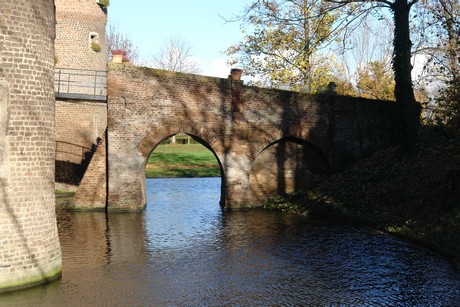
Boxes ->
[97,0,109,8]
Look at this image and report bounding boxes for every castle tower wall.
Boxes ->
[55,0,107,71]
[0,0,62,292]
[54,0,108,186]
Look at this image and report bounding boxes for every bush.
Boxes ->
[91,42,101,53]
[98,0,110,8]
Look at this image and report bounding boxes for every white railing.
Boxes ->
[55,68,107,101]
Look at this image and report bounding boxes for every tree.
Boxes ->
[146,36,201,144]
[413,0,459,129]
[339,16,394,87]
[435,0,460,130]
[323,0,422,153]
[431,0,459,84]
[225,0,344,92]
[106,23,139,64]
[357,60,395,100]
[229,0,422,152]
[146,36,201,74]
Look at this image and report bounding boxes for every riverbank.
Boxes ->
[264,127,460,269]
[146,143,220,178]
[55,130,459,268]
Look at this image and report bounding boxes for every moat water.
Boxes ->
[1,177,460,305]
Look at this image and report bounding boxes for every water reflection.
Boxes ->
[0,178,459,306]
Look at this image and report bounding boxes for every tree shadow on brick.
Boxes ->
[95,66,401,211]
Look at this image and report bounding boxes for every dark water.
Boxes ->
[1,177,459,306]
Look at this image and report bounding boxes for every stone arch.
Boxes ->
[248,126,334,167]
[249,134,331,204]
[138,121,225,162]
[136,121,226,207]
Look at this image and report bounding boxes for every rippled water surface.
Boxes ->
[1,177,459,305]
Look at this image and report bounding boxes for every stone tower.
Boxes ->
[54,0,108,187]
[54,0,107,71]
[0,0,62,292]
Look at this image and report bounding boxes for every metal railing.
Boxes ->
[55,68,107,101]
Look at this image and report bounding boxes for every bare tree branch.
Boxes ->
[146,36,201,74]
[106,23,139,64]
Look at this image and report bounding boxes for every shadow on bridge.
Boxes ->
[115,67,339,209]
[76,65,399,211]
[55,139,101,186]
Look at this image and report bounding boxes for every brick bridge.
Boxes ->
[1,0,399,293]
[72,66,398,211]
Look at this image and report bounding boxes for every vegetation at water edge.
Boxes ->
[264,126,460,269]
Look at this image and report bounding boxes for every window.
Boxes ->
[90,32,100,52]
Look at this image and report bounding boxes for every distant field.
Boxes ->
[146,143,220,178]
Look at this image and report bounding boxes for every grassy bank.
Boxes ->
[146,143,220,178]
[264,127,460,269]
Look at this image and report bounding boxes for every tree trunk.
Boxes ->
[303,0,312,91]
[442,1,459,82]
[391,0,420,154]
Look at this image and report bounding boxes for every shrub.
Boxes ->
[91,42,101,53]
[98,0,110,8]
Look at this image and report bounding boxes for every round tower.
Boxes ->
[0,0,62,292]
[55,0,108,70]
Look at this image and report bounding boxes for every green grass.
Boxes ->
[146,144,220,178]
[55,190,75,197]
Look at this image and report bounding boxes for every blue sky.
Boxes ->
[108,0,250,78]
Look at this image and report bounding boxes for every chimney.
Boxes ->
[229,68,243,81]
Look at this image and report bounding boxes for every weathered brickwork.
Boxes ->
[71,130,107,210]
[0,0,62,292]
[55,100,107,164]
[83,65,398,211]
[54,0,108,186]
[54,0,107,71]
[249,140,331,203]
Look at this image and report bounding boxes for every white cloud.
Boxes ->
[195,58,232,78]
[199,58,255,83]
[210,58,233,78]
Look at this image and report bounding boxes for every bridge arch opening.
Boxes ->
[144,132,225,207]
[249,137,331,203]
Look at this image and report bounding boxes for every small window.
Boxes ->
[90,32,101,52]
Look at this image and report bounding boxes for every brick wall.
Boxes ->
[71,130,107,210]
[54,0,107,71]
[54,0,108,186]
[93,66,398,211]
[55,100,107,164]
[0,0,62,292]
[249,139,332,203]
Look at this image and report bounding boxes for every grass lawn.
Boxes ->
[146,143,220,178]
